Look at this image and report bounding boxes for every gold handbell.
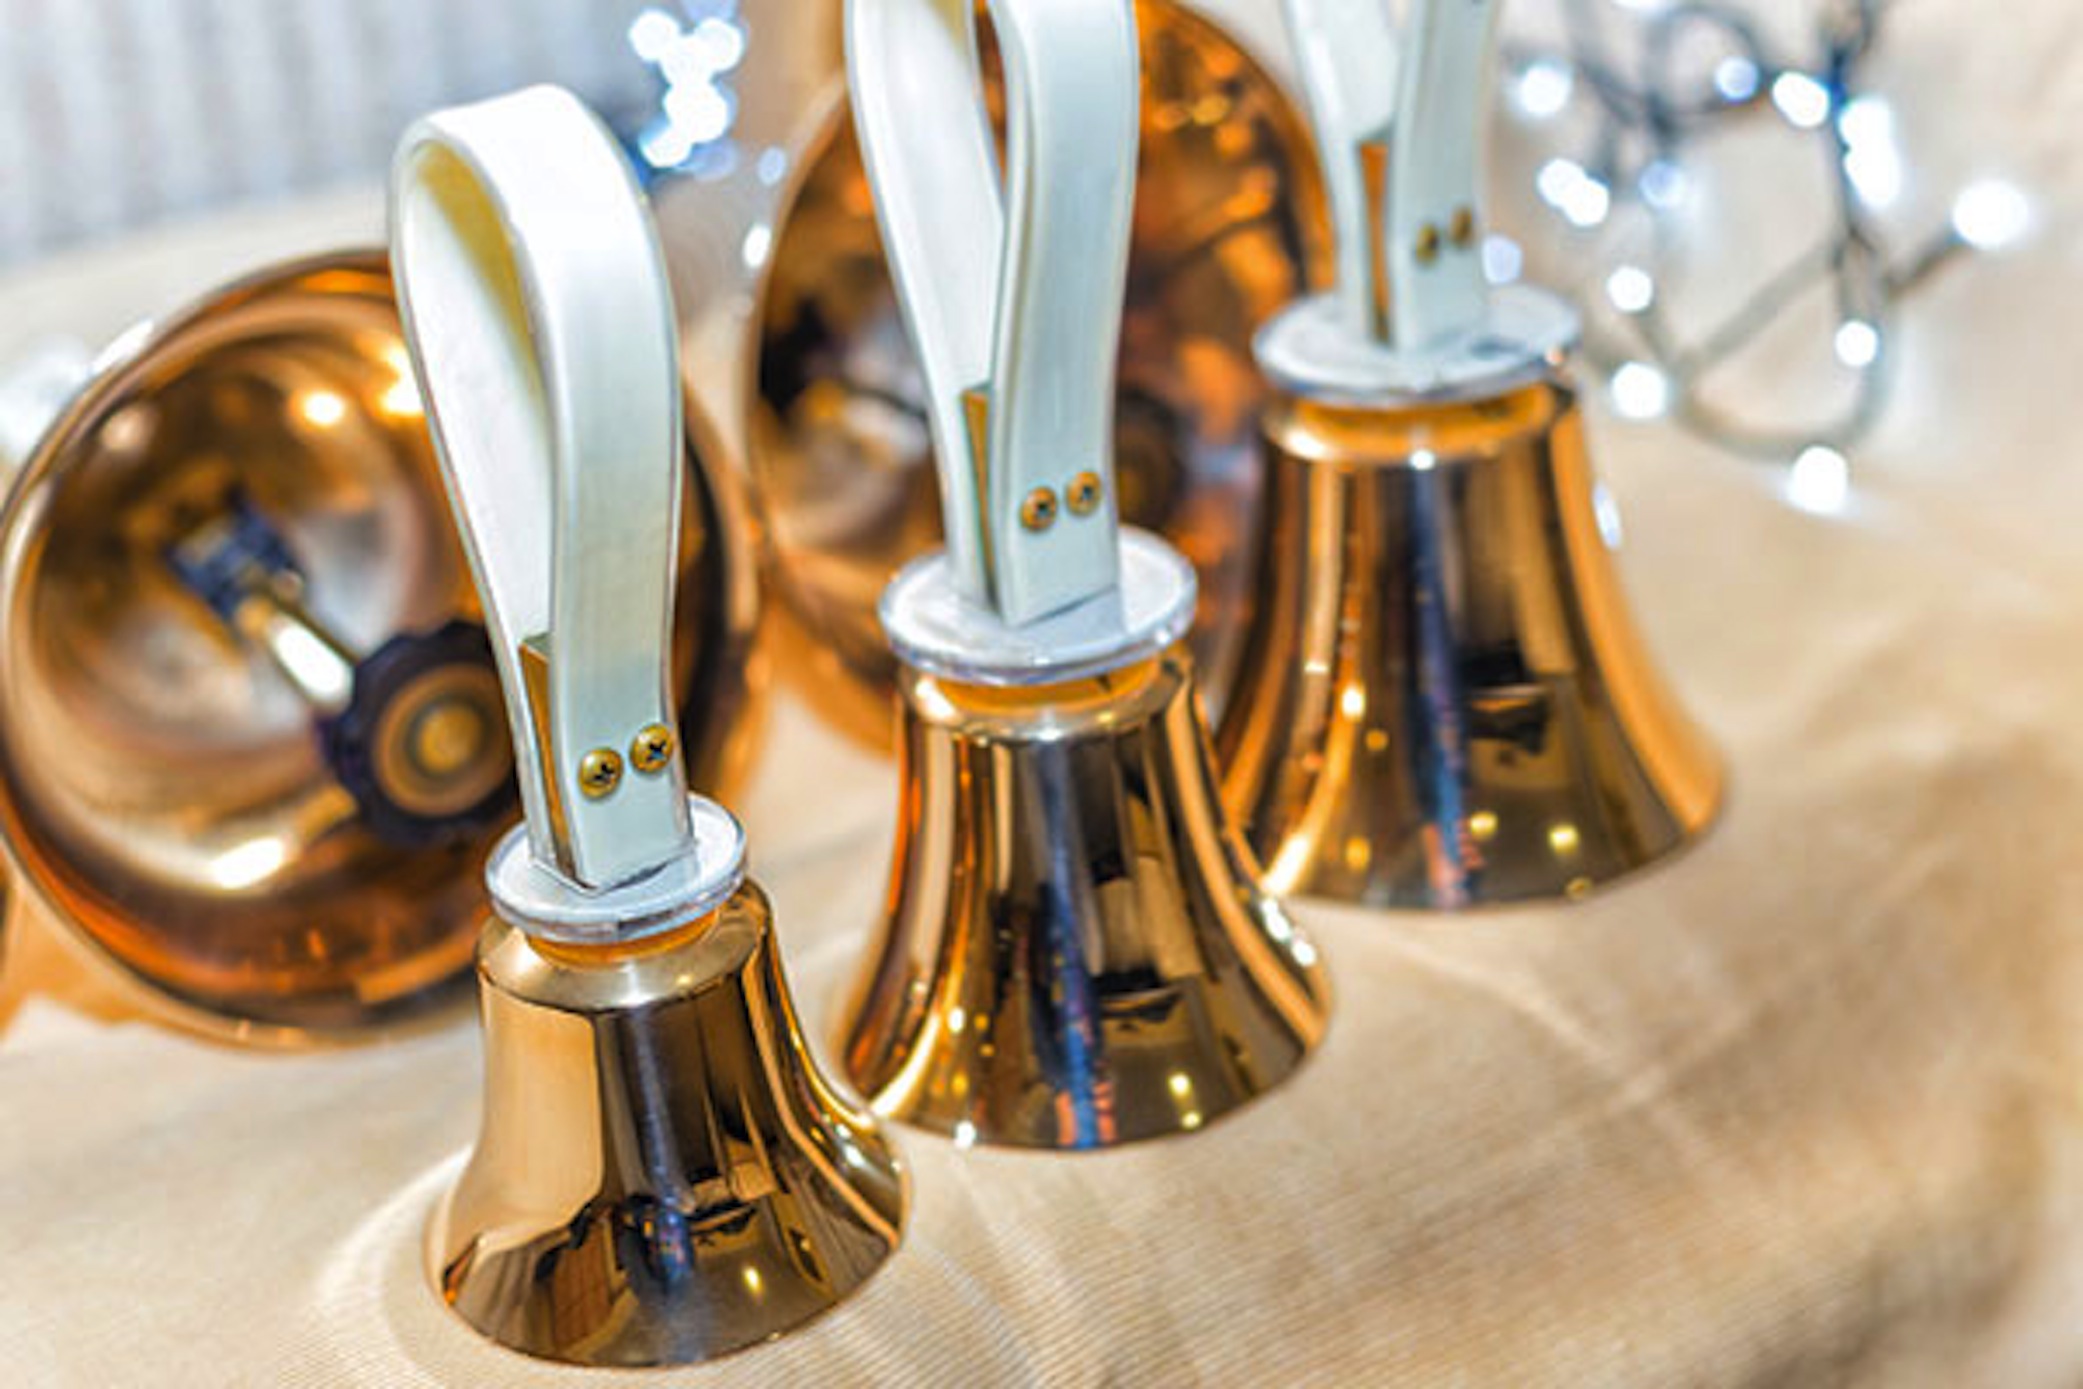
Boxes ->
[1218,380,1721,907]
[0,251,760,1044]
[393,86,899,1366]
[1217,0,1721,908]
[835,0,1327,1150]
[431,877,903,1365]
[841,642,1327,1149]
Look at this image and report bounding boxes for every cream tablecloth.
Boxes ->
[7,6,2083,1380]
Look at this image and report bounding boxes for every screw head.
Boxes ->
[1066,471,1104,516]
[578,748,623,800]
[1020,487,1059,532]
[1450,206,1478,247]
[1414,223,1442,265]
[630,722,677,775]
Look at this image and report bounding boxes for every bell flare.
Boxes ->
[838,650,1330,1151]
[429,881,905,1368]
[1217,379,1722,909]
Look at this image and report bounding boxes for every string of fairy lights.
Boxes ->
[1492,0,2032,514]
[617,0,2035,519]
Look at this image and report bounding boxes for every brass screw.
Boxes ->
[578,748,623,800]
[630,722,677,775]
[1414,223,1442,265]
[1450,206,1478,248]
[1066,471,1103,516]
[1020,487,1059,532]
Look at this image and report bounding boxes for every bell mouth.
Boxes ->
[0,253,764,1045]
[742,0,1331,743]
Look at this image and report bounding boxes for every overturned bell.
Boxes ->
[1217,0,1721,908]
[395,86,901,1365]
[835,0,1327,1150]
[0,254,510,1042]
[745,0,1328,741]
[0,252,760,1043]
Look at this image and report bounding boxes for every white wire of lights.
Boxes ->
[1497,0,2033,513]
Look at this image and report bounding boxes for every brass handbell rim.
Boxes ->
[841,643,1331,1149]
[1220,377,1724,909]
[431,879,908,1366]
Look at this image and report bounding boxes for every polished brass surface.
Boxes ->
[0,253,764,1045]
[751,0,1329,743]
[837,649,1329,1150]
[1217,380,1722,908]
[431,882,906,1368]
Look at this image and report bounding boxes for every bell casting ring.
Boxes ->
[394,84,902,1366]
[1221,374,1723,907]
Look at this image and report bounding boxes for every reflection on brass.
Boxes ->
[1360,139,1392,340]
[1217,381,1723,908]
[630,722,677,774]
[0,253,764,1044]
[578,748,623,800]
[1066,470,1104,516]
[751,0,1330,743]
[837,649,1330,1150]
[432,883,906,1367]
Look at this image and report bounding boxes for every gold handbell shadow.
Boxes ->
[739,0,1331,746]
[431,880,904,1367]
[1217,380,1723,909]
[0,252,763,1045]
[837,649,1329,1150]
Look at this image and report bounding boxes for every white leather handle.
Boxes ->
[1283,0,1499,349]
[1386,0,1499,348]
[390,85,693,891]
[1282,0,1399,341]
[849,0,1139,627]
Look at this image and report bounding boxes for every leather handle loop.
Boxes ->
[1386,0,1499,348]
[391,85,692,890]
[849,0,1139,626]
[1283,0,1500,348]
[1283,0,1400,341]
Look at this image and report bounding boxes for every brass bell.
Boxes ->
[833,0,1328,1150]
[394,86,901,1365]
[0,252,761,1043]
[742,0,1329,742]
[1216,0,1722,908]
